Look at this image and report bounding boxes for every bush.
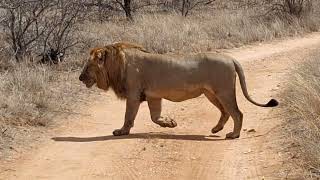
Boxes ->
[0,0,85,62]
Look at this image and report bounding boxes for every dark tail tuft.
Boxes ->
[266,99,279,107]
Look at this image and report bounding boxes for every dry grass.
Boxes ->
[0,63,54,126]
[82,10,320,53]
[0,56,85,148]
[281,53,320,178]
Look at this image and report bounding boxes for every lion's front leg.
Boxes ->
[113,97,141,136]
[147,97,177,128]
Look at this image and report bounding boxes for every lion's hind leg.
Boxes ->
[147,97,177,128]
[215,92,243,139]
[204,91,230,134]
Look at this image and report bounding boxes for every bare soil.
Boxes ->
[1,33,320,180]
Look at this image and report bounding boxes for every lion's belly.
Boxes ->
[146,88,204,102]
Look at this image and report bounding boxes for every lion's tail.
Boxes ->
[233,59,278,107]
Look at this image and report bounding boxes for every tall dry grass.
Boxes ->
[0,57,85,139]
[82,10,320,53]
[0,53,91,156]
[281,54,320,178]
[0,63,53,126]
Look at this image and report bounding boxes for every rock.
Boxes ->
[243,149,252,154]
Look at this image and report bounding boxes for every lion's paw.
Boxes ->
[113,128,130,136]
[159,117,177,128]
[226,132,240,139]
[211,126,223,134]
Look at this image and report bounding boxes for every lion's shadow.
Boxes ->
[52,133,229,142]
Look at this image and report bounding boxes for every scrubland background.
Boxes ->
[0,0,319,177]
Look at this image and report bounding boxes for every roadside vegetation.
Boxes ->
[0,1,319,172]
[281,52,320,179]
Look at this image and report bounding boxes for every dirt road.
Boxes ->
[2,33,320,180]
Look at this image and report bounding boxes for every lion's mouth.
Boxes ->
[82,79,95,88]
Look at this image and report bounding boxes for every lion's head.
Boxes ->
[79,42,147,98]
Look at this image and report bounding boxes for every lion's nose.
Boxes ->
[79,74,85,81]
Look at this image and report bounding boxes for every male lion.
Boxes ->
[79,42,278,139]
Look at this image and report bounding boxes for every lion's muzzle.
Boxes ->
[79,72,95,88]
[79,73,86,82]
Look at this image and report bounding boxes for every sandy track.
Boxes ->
[1,33,320,180]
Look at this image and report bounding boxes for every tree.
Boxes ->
[269,0,312,18]
[39,0,85,61]
[283,0,312,17]
[180,0,215,17]
[115,0,133,20]
[0,0,85,62]
[0,0,55,61]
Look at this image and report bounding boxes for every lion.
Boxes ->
[79,42,278,139]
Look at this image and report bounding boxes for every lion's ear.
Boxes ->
[96,50,103,59]
[96,50,105,66]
